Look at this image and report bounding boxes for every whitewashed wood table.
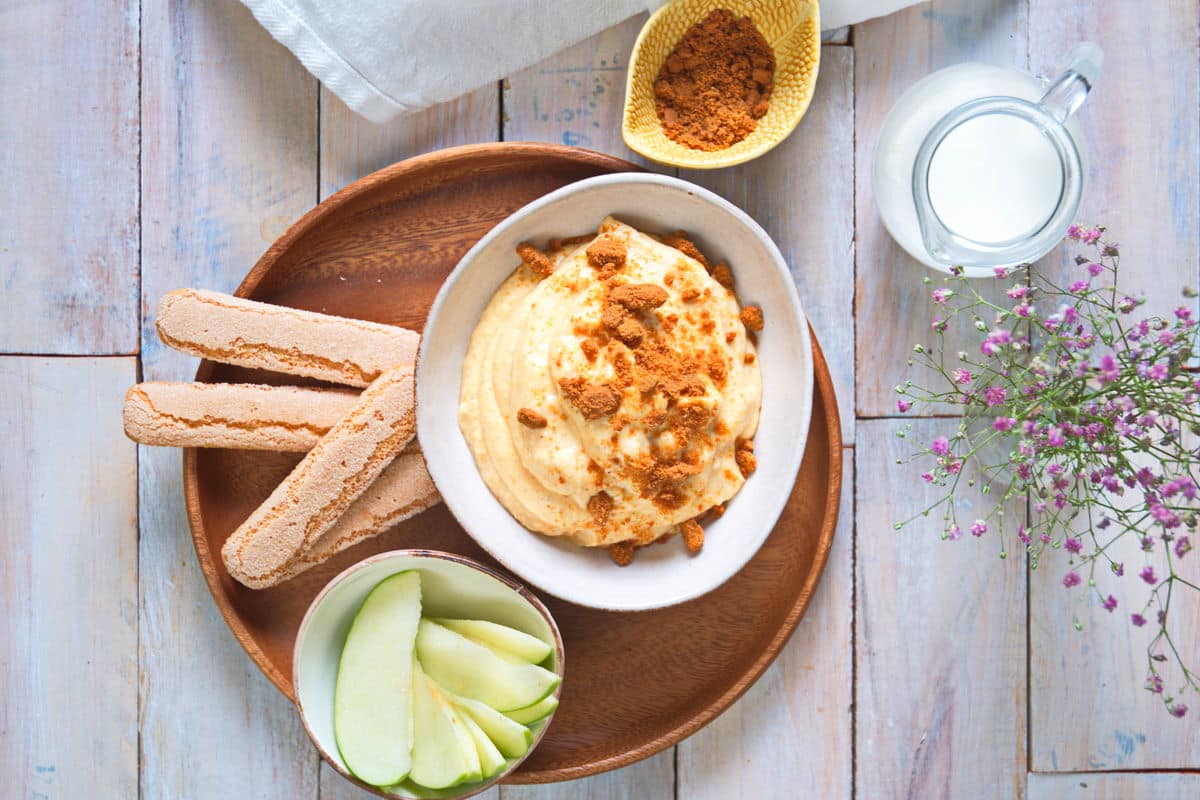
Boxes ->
[2,1,1198,798]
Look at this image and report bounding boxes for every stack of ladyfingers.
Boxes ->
[124,289,439,589]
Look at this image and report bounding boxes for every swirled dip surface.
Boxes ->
[459,217,761,548]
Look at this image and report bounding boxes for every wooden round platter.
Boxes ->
[183,142,842,783]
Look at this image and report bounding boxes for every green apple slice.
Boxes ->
[333,570,421,787]
[458,707,508,779]
[431,618,552,664]
[504,695,559,726]
[450,693,533,758]
[410,663,481,789]
[416,619,560,711]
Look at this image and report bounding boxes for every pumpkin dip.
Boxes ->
[458,217,763,561]
[653,9,776,151]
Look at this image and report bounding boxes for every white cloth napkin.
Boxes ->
[241,0,921,123]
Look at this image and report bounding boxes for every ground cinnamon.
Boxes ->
[653,9,775,151]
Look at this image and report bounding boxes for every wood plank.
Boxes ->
[856,418,1026,798]
[677,449,852,799]
[0,1,139,354]
[503,15,654,167]
[853,1,1029,416]
[320,85,500,199]
[139,1,320,797]
[683,46,856,442]
[321,763,500,800]
[0,357,138,797]
[500,751,675,800]
[1028,772,1200,800]
[1026,0,1200,772]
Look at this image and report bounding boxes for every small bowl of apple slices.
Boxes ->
[293,550,564,798]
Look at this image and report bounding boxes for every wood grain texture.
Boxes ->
[677,450,852,799]
[853,0,1029,416]
[1026,0,1200,772]
[0,357,138,797]
[0,1,139,354]
[500,751,673,800]
[504,15,654,167]
[320,84,500,200]
[856,418,1026,799]
[139,0,320,797]
[1027,772,1200,800]
[319,752,500,800]
[684,45,855,442]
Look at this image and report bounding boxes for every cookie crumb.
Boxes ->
[609,540,635,566]
[739,304,764,332]
[559,378,621,420]
[516,242,554,277]
[680,518,705,553]
[517,407,547,428]
[610,282,669,310]
[735,437,757,477]
[588,490,614,524]
[711,262,734,289]
[586,236,627,275]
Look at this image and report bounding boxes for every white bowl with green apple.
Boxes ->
[293,550,564,798]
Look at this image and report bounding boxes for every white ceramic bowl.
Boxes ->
[418,173,812,611]
[293,550,564,799]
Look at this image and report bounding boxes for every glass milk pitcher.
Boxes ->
[872,44,1103,276]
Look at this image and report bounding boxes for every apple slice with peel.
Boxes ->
[504,695,559,726]
[458,708,508,779]
[410,662,482,789]
[333,570,421,787]
[416,619,560,711]
[431,618,552,664]
[450,693,533,758]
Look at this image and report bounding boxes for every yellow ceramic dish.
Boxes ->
[622,0,821,170]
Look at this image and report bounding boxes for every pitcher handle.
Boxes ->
[1039,42,1103,123]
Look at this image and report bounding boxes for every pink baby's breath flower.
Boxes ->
[1006,285,1029,299]
[980,328,1012,356]
[1147,363,1169,381]
[921,471,934,483]
[1131,613,1147,627]
[1062,571,1082,588]
[1171,704,1189,719]
[930,436,950,456]
[1140,566,1158,585]
[1147,675,1164,693]
[1013,302,1033,318]
[1087,261,1103,276]
[1098,353,1119,385]
[1176,306,1193,322]
[1017,525,1031,544]
[1068,279,1089,293]
[1064,537,1082,554]
[993,417,1017,432]
[994,267,1009,279]
[931,287,952,304]
[946,524,962,541]
[1067,224,1083,240]
[1158,330,1177,346]
[1175,536,1192,559]
[932,317,948,332]
[1103,595,1118,612]
[896,399,911,413]
[983,386,1007,406]
[952,368,971,384]
[1082,227,1102,244]
[970,520,987,537]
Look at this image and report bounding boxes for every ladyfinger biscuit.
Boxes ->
[123,382,358,451]
[271,450,440,585]
[221,365,417,589]
[156,288,419,387]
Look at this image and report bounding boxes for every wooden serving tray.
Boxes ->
[183,143,842,783]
